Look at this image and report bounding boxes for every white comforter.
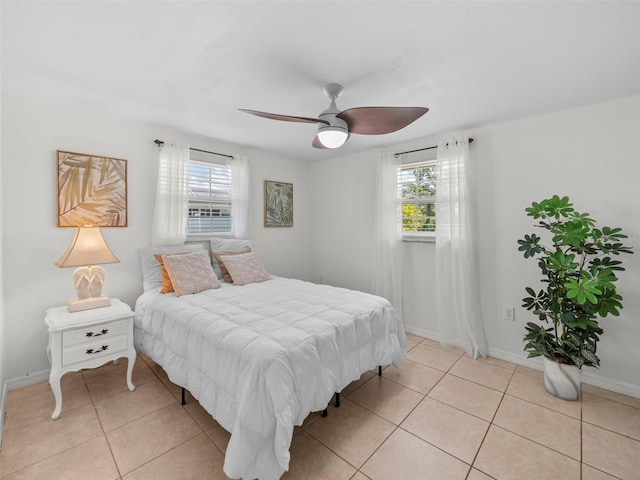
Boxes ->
[134,276,406,480]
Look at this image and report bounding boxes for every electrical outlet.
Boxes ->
[503,305,515,321]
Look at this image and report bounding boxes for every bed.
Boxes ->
[134,244,406,480]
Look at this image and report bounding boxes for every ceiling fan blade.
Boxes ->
[312,135,328,149]
[337,107,429,135]
[239,109,329,125]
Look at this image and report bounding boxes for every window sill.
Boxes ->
[403,234,435,244]
[186,233,234,240]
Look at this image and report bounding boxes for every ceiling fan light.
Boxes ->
[317,126,348,149]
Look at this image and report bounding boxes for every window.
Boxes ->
[187,160,232,235]
[398,160,437,236]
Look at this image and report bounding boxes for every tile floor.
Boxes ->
[1,333,639,479]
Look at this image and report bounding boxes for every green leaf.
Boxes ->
[568,211,595,227]
[551,220,589,247]
[568,317,600,330]
[525,201,545,219]
[540,195,574,219]
[580,348,600,367]
[560,312,576,326]
[597,291,624,317]
[591,256,624,272]
[517,234,543,258]
[565,278,602,304]
[601,226,627,241]
[587,266,617,291]
[607,243,634,256]
[569,355,584,368]
[546,250,579,277]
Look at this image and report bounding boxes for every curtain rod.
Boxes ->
[153,139,234,159]
[394,138,474,158]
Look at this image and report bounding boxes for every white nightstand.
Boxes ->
[45,298,136,420]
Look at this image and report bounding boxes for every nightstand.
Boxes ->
[45,298,136,420]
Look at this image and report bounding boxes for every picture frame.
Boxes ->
[57,150,128,227]
[264,180,293,227]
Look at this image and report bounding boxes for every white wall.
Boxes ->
[0,90,6,443]
[307,150,378,292]
[307,145,440,335]
[244,148,310,281]
[472,95,640,395]
[308,95,640,396]
[0,94,310,384]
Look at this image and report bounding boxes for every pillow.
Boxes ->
[162,250,221,297]
[138,244,203,291]
[218,251,271,286]
[213,247,252,283]
[210,238,253,279]
[153,254,176,294]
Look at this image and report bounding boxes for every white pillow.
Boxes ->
[138,244,203,291]
[162,250,221,297]
[218,251,271,286]
[210,238,252,279]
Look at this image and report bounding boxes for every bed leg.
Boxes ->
[378,365,382,376]
[181,387,186,406]
[322,408,328,418]
[335,392,340,408]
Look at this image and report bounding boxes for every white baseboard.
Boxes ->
[485,346,543,372]
[0,381,7,450]
[404,325,441,342]
[6,369,50,391]
[581,371,640,399]
[486,346,640,398]
[403,328,640,400]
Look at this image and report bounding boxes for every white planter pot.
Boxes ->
[543,357,581,401]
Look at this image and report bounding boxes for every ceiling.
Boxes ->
[2,1,639,161]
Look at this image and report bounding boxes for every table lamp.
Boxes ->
[55,226,119,312]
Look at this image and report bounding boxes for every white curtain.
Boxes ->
[435,137,487,358]
[229,154,250,239]
[151,142,190,246]
[373,152,404,324]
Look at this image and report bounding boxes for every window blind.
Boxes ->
[398,160,437,233]
[187,160,232,235]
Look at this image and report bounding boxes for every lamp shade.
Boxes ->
[55,227,119,268]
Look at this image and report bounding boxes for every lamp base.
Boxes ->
[67,295,111,313]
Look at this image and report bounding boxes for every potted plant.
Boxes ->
[517,195,633,400]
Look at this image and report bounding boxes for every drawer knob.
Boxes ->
[86,345,109,355]
[85,329,109,338]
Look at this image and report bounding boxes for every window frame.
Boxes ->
[398,158,437,243]
[186,157,233,238]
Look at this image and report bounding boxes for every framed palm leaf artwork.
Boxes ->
[57,150,128,227]
[264,180,293,227]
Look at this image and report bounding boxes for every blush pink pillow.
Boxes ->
[213,246,252,283]
[162,250,221,296]
[218,251,271,286]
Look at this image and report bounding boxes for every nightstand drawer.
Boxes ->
[62,319,129,347]
[62,335,128,367]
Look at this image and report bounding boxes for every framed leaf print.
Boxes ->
[57,150,128,227]
[264,180,293,227]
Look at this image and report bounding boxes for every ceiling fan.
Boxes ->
[239,83,429,149]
